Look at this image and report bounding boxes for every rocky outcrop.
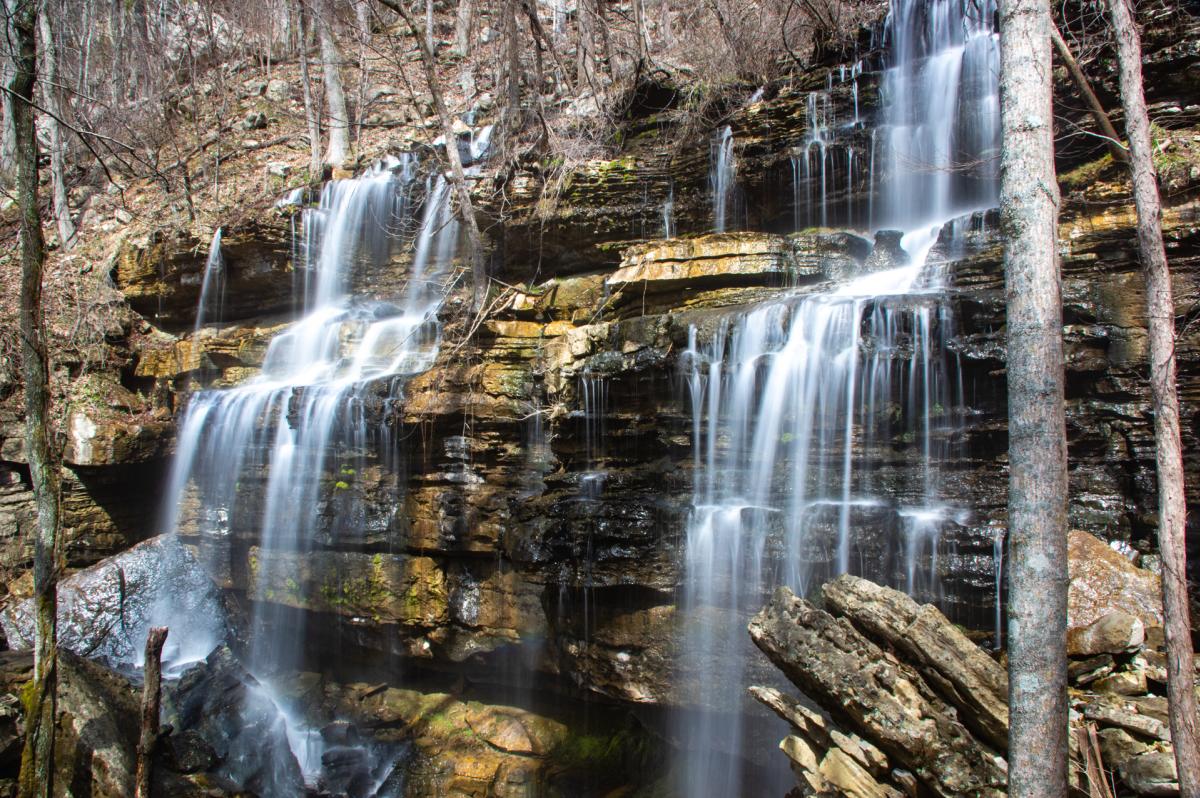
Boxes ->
[115,216,294,331]
[748,582,1008,797]
[822,575,1009,749]
[753,575,1194,797]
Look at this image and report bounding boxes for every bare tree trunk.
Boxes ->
[0,21,18,189]
[425,0,435,57]
[37,10,76,249]
[455,0,476,96]
[576,0,596,90]
[134,627,168,798]
[1104,0,1200,791]
[455,0,472,55]
[632,0,647,65]
[498,0,522,159]
[317,0,350,167]
[376,0,488,309]
[9,4,59,798]
[1049,23,1128,164]
[296,0,323,179]
[999,0,1069,794]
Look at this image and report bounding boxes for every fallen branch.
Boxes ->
[134,626,168,798]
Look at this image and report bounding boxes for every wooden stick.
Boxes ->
[134,627,168,798]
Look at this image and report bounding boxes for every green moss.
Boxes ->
[1059,153,1115,190]
[321,553,392,620]
[334,480,350,490]
[548,725,665,788]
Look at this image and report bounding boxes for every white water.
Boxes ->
[710,125,736,232]
[194,227,224,330]
[159,155,459,795]
[679,0,1000,792]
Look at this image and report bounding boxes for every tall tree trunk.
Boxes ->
[632,0,647,65]
[1104,0,1200,791]
[576,0,596,91]
[37,9,76,249]
[455,0,475,96]
[9,4,59,798]
[498,0,522,160]
[0,30,17,189]
[1049,23,1127,164]
[296,0,323,179]
[317,1,350,167]
[998,0,1069,794]
[376,0,488,309]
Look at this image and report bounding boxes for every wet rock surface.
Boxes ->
[0,535,226,670]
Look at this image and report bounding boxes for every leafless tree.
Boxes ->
[999,0,1069,794]
[317,0,350,166]
[5,3,60,797]
[1103,0,1200,791]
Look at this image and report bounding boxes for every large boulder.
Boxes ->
[1068,530,1163,632]
[0,535,226,671]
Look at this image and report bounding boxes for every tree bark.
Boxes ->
[10,4,59,798]
[498,0,522,159]
[454,0,476,96]
[1104,0,1200,791]
[134,627,168,798]
[37,9,76,249]
[1,16,19,188]
[296,0,323,179]
[998,0,1069,794]
[376,0,488,309]
[317,0,350,167]
[1049,23,1128,164]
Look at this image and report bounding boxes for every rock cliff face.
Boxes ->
[0,6,1198,795]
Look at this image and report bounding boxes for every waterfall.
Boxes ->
[877,0,1000,241]
[158,156,459,795]
[662,182,676,238]
[710,126,735,232]
[678,0,1000,792]
[194,227,224,330]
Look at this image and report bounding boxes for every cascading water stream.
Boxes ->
[194,227,224,330]
[158,155,459,795]
[678,0,1000,792]
[710,126,736,232]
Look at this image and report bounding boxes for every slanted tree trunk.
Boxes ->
[1103,0,1200,791]
[296,0,323,178]
[134,627,168,798]
[37,10,76,249]
[317,0,350,167]
[1049,23,1127,164]
[9,4,59,798]
[376,0,488,308]
[998,0,1069,794]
